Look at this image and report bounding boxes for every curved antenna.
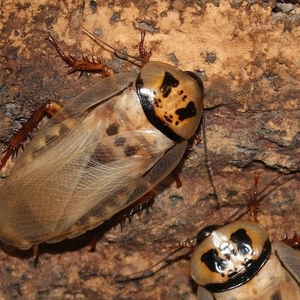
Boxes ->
[82,28,150,65]
[114,246,191,283]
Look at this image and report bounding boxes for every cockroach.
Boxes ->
[0,30,204,253]
[116,174,300,299]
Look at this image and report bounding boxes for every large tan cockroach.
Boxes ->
[0,30,204,251]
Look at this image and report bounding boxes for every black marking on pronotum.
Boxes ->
[164,115,173,123]
[182,94,187,101]
[175,101,197,121]
[160,72,179,98]
[203,240,271,293]
[230,229,253,256]
[201,249,228,275]
[136,74,183,143]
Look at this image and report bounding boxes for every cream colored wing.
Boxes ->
[273,241,300,285]
[197,286,215,300]
[0,72,186,250]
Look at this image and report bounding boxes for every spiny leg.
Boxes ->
[46,36,114,76]
[0,101,62,170]
[138,31,152,61]
[281,233,300,250]
[87,190,156,252]
[248,173,261,222]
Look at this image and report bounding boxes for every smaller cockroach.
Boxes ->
[192,174,300,299]
[0,29,204,255]
[116,174,300,299]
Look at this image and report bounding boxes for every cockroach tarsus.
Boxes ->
[81,28,152,65]
[137,30,153,61]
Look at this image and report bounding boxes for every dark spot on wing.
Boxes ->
[59,123,70,136]
[124,145,139,157]
[114,137,126,147]
[90,144,115,164]
[106,123,119,136]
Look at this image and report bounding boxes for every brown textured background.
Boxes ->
[0,0,299,299]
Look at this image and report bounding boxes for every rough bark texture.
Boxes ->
[0,0,299,299]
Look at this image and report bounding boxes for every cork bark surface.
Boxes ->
[0,0,299,299]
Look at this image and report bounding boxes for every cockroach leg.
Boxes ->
[248,173,261,222]
[138,31,152,62]
[86,191,156,252]
[112,190,156,229]
[194,133,202,144]
[0,101,62,170]
[46,36,114,76]
[281,232,300,250]
[171,172,182,189]
[164,237,197,251]
[88,236,98,252]
[33,245,39,267]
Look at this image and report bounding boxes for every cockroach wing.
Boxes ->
[197,286,215,300]
[10,72,138,171]
[125,140,187,205]
[0,72,186,250]
[273,241,300,285]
